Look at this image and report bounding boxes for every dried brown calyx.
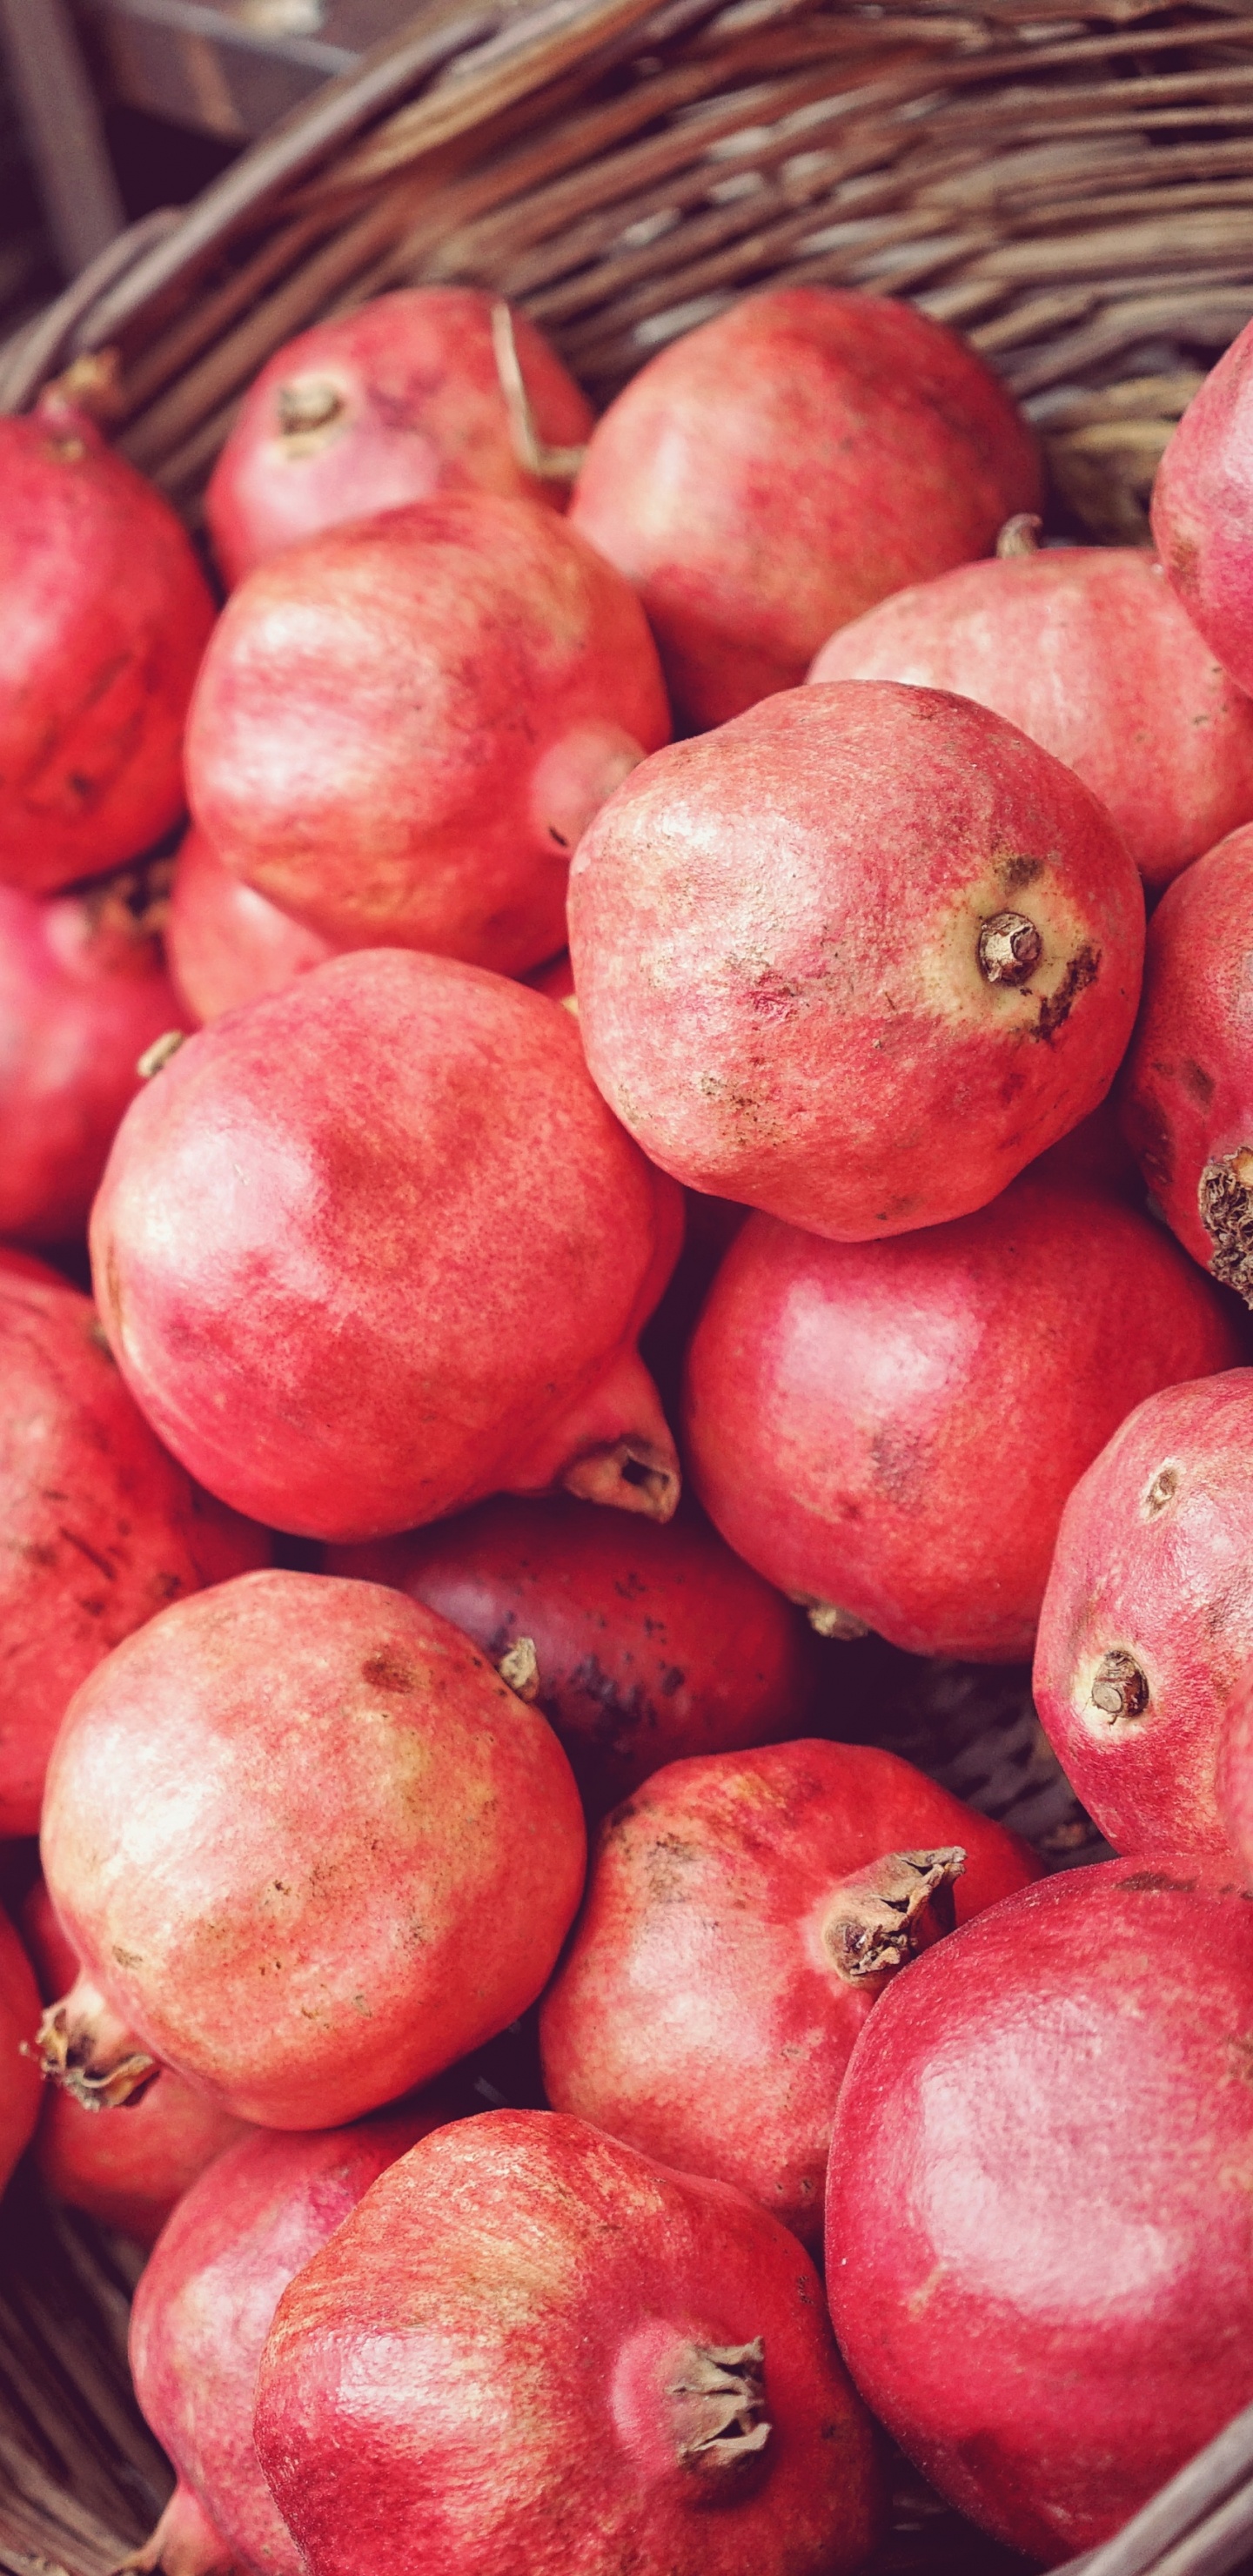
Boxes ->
[1200,1149,1253,1306]
[37,1976,158,2111]
[276,379,345,439]
[563,1436,679,1521]
[792,1596,871,1640]
[823,1848,966,1987]
[978,911,1042,988]
[137,1030,187,1081]
[667,2338,771,2478]
[996,513,1042,558]
[498,1635,539,1701]
[1089,1648,1149,1727]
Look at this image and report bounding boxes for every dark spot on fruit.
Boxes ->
[1032,944,1100,1044]
[1144,1465,1179,1517]
[548,827,570,849]
[1117,1869,1198,1895]
[1183,1057,1216,1107]
[111,1944,143,1969]
[362,1651,418,1692]
[1000,854,1043,892]
[1166,533,1198,600]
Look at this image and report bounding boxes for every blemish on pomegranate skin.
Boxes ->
[1183,1057,1216,1107]
[1117,1869,1198,1895]
[1032,944,1100,1045]
[361,1651,418,1692]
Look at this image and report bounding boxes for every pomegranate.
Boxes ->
[90,950,682,1541]
[1119,821,1253,1300]
[683,1173,1245,1662]
[128,2105,457,2576]
[0,856,189,1240]
[1034,1369,1253,1860]
[254,2108,882,2576]
[570,682,1143,1241]
[185,495,669,972]
[37,1568,586,2126]
[1218,1664,1253,1877]
[0,394,215,895]
[328,1495,814,1814]
[206,287,593,586]
[524,949,575,1002]
[165,827,337,1024]
[1151,316,1253,695]
[0,1262,268,1838]
[540,1740,1040,2247]
[811,539,1253,891]
[826,1860,1253,2562]
[23,1879,248,2245]
[568,285,1040,729]
[0,1907,42,2196]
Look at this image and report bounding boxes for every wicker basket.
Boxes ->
[3,3,1253,2569]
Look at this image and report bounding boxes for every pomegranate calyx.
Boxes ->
[276,379,345,440]
[562,1435,679,1523]
[137,1029,187,1081]
[1200,1147,1253,1305]
[995,511,1042,558]
[497,1634,540,1701]
[823,1847,966,1986]
[667,2336,771,2472]
[114,2479,243,2576]
[1089,1648,1149,1727]
[793,1596,870,1640]
[37,1976,158,2111]
[978,911,1042,988]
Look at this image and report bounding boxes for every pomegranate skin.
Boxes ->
[1151,318,1253,694]
[0,1909,43,2197]
[23,1880,248,2246]
[683,1176,1246,1662]
[1119,822,1253,1297]
[39,1569,586,2127]
[328,1496,814,1814]
[131,2108,453,2576]
[206,288,593,586]
[1034,1370,1253,1859]
[90,950,682,1542]
[569,683,1143,1240]
[0,403,215,894]
[811,546,1253,892]
[166,828,337,1023]
[539,1741,1040,2247]
[255,2108,882,2576]
[826,1860,1253,2563]
[0,1264,269,1838]
[0,859,189,1240]
[1218,1666,1253,1876]
[185,493,669,972]
[568,285,1040,730]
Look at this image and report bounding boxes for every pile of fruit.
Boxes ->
[6,276,1253,2576]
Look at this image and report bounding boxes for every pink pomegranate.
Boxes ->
[90,950,682,1540]
[0,1908,43,2196]
[1034,1370,1253,1859]
[0,856,189,1240]
[165,828,337,1023]
[0,394,215,894]
[1119,822,1253,1299]
[683,1174,1245,1662]
[23,1879,248,2246]
[185,494,669,972]
[568,285,1040,729]
[38,1568,586,2126]
[206,287,593,586]
[826,1860,1253,2562]
[811,540,1253,891]
[255,2109,882,2576]
[569,683,1143,1240]
[128,2105,457,2576]
[540,1740,1040,2247]
[328,1495,814,1814]
[0,1262,268,1838]
[1218,1664,1253,1877]
[1151,317,1253,695]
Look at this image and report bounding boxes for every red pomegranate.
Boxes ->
[1151,318,1253,694]
[22,1880,248,2246]
[185,494,669,972]
[254,2109,882,2576]
[206,287,593,586]
[0,395,215,894]
[165,827,337,1023]
[569,683,1143,1241]
[0,1908,43,2196]
[811,540,1253,891]
[568,285,1040,729]
[1119,822,1253,1300]
[0,1263,267,1838]
[683,1174,1245,1662]
[826,1861,1253,2562]
[0,857,188,1240]
[38,1569,586,2126]
[129,2105,456,2576]
[1219,1665,1253,1877]
[90,950,682,1541]
[328,1496,814,1814]
[540,1740,1040,2247]
[1034,1370,1253,1859]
